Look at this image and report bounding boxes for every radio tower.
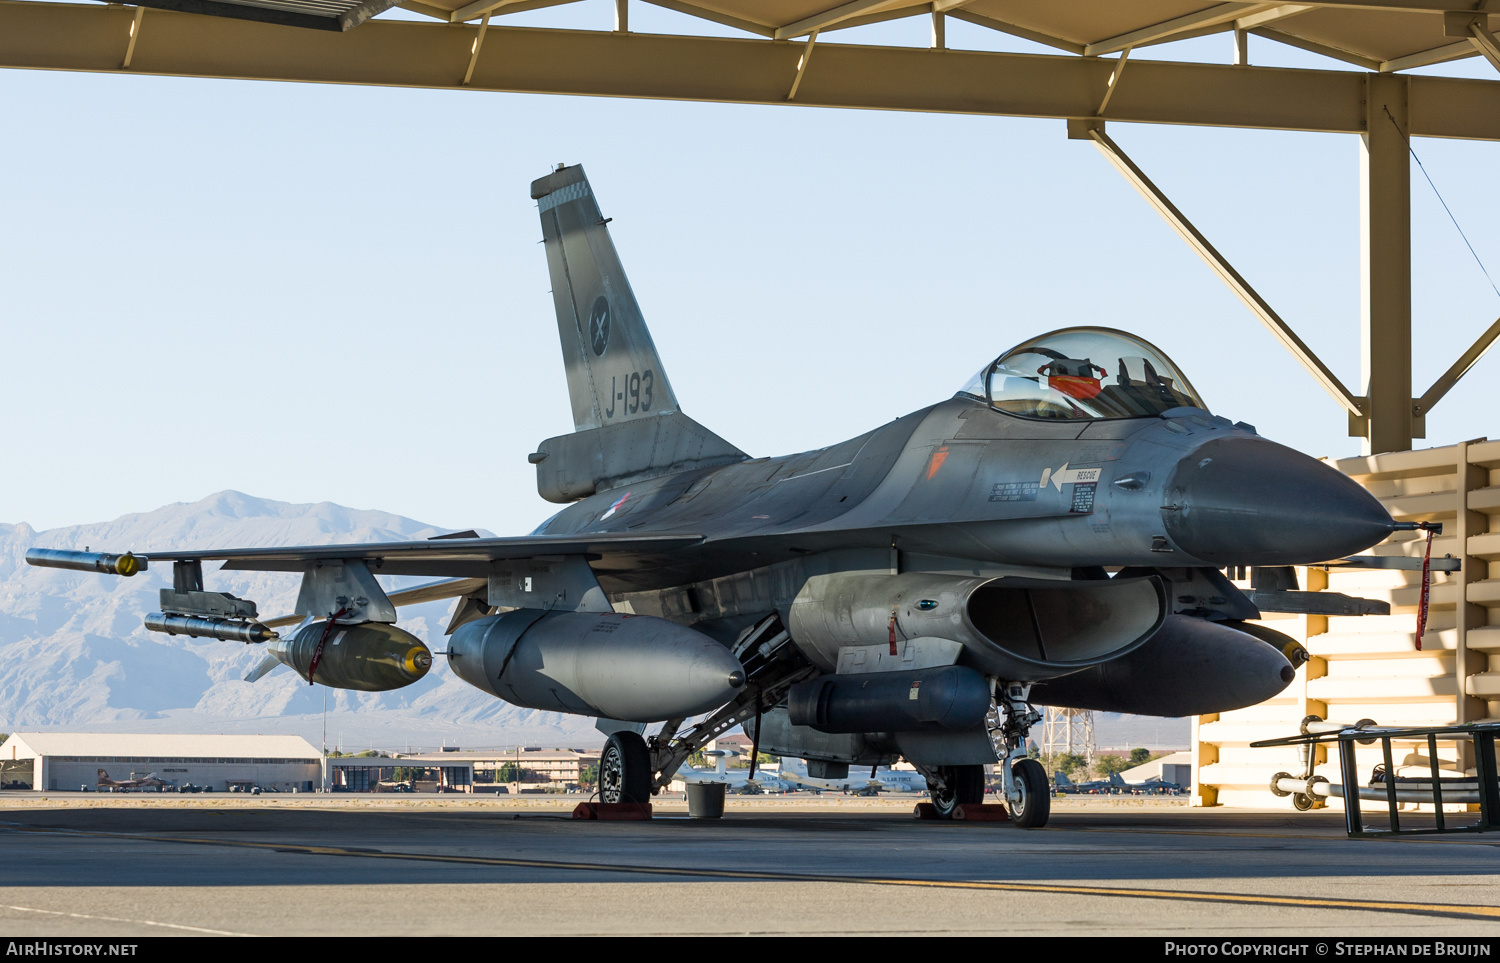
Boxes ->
[1041,707,1097,763]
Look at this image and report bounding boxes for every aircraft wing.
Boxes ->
[28,533,704,579]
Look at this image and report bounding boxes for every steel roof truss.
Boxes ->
[121,0,399,31]
[1250,25,1382,69]
[639,0,775,37]
[1469,21,1500,74]
[5,5,1499,141]
[1083,2,1267,57]
[941,8,1084,54]
[1076,121,1365,418]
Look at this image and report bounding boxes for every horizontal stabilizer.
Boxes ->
[532,411,747,503]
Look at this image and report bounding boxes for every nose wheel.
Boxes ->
[1008,758,1051,828]
[600,730,651,804]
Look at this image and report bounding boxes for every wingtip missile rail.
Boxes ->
[26,548,147,576]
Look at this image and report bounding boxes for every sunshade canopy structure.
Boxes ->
[3,0,1498,452]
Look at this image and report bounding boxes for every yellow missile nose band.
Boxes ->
[115,553,140,577]
[404,647,432,675]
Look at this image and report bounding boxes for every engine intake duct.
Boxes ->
[788,572,1165,680]
[788,666,991,734]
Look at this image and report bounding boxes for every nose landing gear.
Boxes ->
[989,681,1050,829]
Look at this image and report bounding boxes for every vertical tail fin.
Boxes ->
[533,164,678,431]
[530,166,745,502]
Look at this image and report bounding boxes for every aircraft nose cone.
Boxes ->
[1161,436,1394,565]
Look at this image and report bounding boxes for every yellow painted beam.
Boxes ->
[2,1,1500,140]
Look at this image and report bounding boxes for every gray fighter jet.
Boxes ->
[28,165,1410,828]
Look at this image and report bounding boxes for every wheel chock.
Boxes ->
[952,803,1011,822]
[912,802,940,820]
[572,802,653,820]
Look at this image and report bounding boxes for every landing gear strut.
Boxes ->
[986,681,1050,829]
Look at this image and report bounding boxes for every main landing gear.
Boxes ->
[600,730,652,804]
[925,765,985,818]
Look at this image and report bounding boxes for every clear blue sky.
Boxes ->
[3,2,1498,536]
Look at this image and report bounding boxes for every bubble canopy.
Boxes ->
[959,328,1207,421]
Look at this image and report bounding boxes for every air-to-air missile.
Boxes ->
[26,165,1434,826]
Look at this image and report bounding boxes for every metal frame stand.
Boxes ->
[1255,721,1500,837]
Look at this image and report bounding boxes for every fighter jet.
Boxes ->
[96,769,173,792]
[1108,771,1183,794]
[28,165,1412,829]
[1052,771,1112,795]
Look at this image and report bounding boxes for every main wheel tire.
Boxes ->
[927,764,986,820]
[600,731,651,804]
[1009,759,1051,829]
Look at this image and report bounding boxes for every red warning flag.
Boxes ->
[1415,528,1434,651]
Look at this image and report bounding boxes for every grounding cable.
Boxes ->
[1384,104,1500,302]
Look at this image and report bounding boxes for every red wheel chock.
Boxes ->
[572,802,653,820]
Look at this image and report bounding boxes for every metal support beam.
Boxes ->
[1076,121,1364,417]
[787,30,817,101]
[1084,2,1263,56]
[1415,314,1500,419]
[1233,26,1249,65]
[1234,4,1314,30]
[614,0,627,32]
[1381,40,1476,72]
[122,5,144,69]
[1095,47,1130,116]
[1253,26,1381,69]
[462,11,489,85]
[1471,22,1500,74]
[3,4,1500,141]
[775,0,896,40]
[929,4,944,50]
[639,0,774,37]
[1358,72,1413,452]
[942,9,1084,54]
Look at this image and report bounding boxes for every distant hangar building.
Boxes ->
[0,733,321,792]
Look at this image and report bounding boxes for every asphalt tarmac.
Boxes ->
[0,794,1497,937]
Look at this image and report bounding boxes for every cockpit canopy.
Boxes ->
[959,328,1207,421]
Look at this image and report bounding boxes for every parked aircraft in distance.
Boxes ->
[1052,771,1112,795]
[1108,771,1183,794]
[778,757,926,795]
[671,750,790,793]
[31,165,1417,828]
[96,769,173,792]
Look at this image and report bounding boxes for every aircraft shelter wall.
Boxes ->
[1192,439,1500,809]
[44,757,319,793]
